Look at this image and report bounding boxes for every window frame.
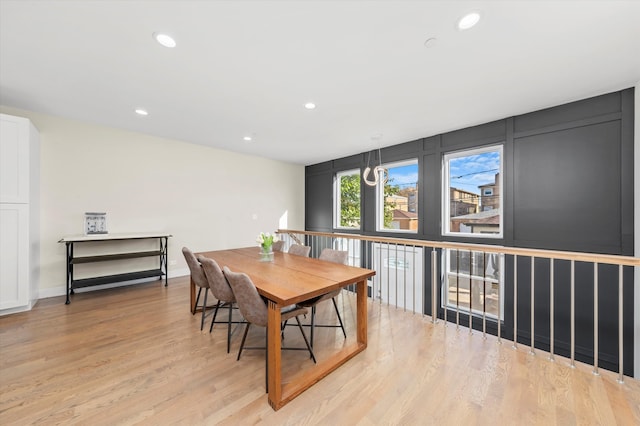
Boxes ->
[442,249,505,321]
[442,145,503,238]
[375,158,419,233]
[333,168,362,230]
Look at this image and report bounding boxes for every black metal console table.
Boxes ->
[58,232,172,304]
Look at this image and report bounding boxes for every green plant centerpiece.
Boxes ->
[256,232,278,261]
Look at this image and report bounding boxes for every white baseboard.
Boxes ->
[0,301,36,316]
[37,268,191,300]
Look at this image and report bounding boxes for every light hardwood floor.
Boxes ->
[1,276,639,425]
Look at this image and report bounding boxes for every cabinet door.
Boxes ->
[0,204,29,309]
[0,114,29,203]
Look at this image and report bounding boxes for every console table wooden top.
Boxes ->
[59,232,172,243]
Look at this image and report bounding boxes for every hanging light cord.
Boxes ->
[362,142,388,187]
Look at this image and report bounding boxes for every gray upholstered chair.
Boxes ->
[222,266,316,391]
[288,244,311,257]
[296,248,348,348]
[199,256,243,353]
[272,240,285,252]
[182,247,212,331]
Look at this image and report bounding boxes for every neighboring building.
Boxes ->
[386,194,409,211]
[450,187,479,217]
[449,209,500,234]
[391,209,418,230]
[479,173,500,211]
[408,192,417,213]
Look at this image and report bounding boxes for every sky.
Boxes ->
[386,150,500,193]
[388,163,418,189]
[449,151,500,194]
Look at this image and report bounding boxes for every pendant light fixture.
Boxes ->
[362,135,388,187]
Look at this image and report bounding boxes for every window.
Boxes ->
[443,249,504,320]
[334,169,361,229]
[443,146,502,237]
[376,159,419,232]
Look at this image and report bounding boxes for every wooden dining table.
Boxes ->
[194,246,375,411]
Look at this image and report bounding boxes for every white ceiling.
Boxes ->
[1,1,639,165]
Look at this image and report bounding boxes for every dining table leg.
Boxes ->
[267,299,282,409]
[356,279,368,345]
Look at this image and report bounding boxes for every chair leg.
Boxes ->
[209,300,222,333]
[332,297,347,338]
[309,305,316,349]
[200,289,209,331]
[193,287,203,316]
[237,323,251,361]
[226,302,233,353]
[295,316,316,363]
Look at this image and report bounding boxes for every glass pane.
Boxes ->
[447,149,501,235]
[446,275,501,318]
[337,171,360,228]
[381,161,418,231]
[445,249,502,319]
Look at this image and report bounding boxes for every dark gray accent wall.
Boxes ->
[305,88,635,375]
[307,89,634,255]
[513,121,622,252]
[305,161,333,232]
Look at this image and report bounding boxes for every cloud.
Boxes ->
[391,172,418,186]
[388,163,419,187]
[448,151,500,192]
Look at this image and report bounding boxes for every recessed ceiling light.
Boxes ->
[457,12,481,30]
[424,37,438,48]
[135,108,148,116]
[304,102,316,110]
[153,32,176,48]
[243,136,252,141]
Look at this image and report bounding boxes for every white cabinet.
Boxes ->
[0,114,39,315]
[0,204,29,309]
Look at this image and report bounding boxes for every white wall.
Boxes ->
[0,106,305,297]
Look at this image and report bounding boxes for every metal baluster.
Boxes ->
[395,243,399,310]
[403,244,407,312]
[378,242,383,305]
[513,255,518,349]
[497,253,501,344]
[618,264,624,383]
[351,238,355,291]
[413,245,417,315]
[431,249,438,324]
[549,259,555,361]
[469,250,473,334]
[570,260,576,368]
[456,250,460,330]
[387,243,390,308]
[593,262,599,375]
[365,240,370,300]
[482,252,487,339]
[530,256,535,355]
[443,249,448,326]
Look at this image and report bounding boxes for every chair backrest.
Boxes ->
[222,267,268,327]
[182,247,208,289]
[272,240,285,252]
[319,248,348,265]
[288,244,311,257]
[199,256,235,303]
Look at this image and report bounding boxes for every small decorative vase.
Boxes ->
[259,245,274,262]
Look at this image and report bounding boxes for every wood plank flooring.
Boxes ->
[1,276,639,425]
